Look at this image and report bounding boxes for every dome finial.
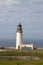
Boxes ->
[19,22,21,25]
[17,22,22,30]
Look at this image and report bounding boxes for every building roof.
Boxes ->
[22,44,33,45]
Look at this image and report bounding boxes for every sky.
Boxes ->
[0,0,43,39]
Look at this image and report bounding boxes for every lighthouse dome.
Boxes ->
[17,23,22,30]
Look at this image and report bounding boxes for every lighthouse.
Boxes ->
[16,23,22,49]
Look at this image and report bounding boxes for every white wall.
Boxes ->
[21,44,33,50]
[16,33,22,49]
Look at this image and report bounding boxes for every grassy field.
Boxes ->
[0,49,43,65]
[0,49,43,58]
[0,59,43,65]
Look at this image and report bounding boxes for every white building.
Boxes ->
[21,44,33,50]
[16,23,33,50]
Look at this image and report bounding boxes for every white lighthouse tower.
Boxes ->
[16,23,22,49]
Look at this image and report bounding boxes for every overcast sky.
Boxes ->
[0,0,43,39]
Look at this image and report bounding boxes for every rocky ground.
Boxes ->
[0,56,40,60]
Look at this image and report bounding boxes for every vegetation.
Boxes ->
[0,49,43,58]
[0,49,43,65]
[0,59,43,65]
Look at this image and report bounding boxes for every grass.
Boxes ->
[0,49,43,65]
[0,49,43,58]
[0,59,43,65]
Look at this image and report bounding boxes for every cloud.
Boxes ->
[4,0,13,5]
[0,0,23,6]
[0,0,43,39]
[0,0,14,5]
[0,0,43,6]
[33,0,43,5]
